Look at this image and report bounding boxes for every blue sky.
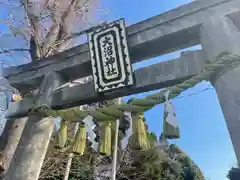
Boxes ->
[98,0,237,179]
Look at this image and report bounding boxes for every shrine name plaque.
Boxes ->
[88,19,134,93]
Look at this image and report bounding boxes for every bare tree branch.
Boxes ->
[22,0,41,61]
[0,48,30,55]
[42,0,78,56]
[49,20,107,54]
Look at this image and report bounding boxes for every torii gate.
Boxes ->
[3,0,240,178]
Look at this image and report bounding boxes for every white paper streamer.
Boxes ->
[120,111,133,150]
[83,115,99,151]
[164,91,178,128]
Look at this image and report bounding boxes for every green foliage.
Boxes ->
[116,132,204,180]
[168,145,204,180]
[40,152,94,180]
[132,148,164,179]
[148,132,158,147]
[67,157,94,180]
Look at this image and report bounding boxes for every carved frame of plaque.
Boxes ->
[88,19,134,92]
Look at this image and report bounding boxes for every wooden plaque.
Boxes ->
[88,19,134,92]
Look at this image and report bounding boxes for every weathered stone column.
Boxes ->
[4,72,64,180]
[4,115,55,180]
[200,15,240,163]
[0,117,28,176]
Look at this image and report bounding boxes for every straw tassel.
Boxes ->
[72,124,87,155]
[99,122,112,156]
[56,119,68,148]
[132,112,150,150]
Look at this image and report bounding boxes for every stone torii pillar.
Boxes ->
[200,15,240,163]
